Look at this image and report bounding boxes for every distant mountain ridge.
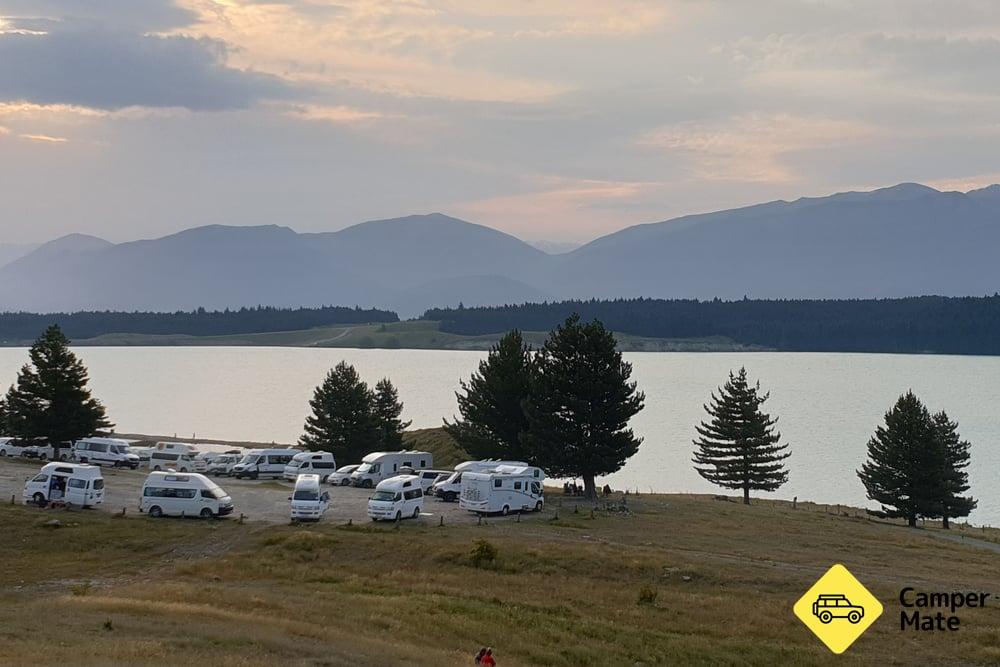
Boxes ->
[2,184,999,316]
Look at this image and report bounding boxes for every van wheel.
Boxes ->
[153,465,161,472]
[251,471,259,480]
[149,506,163,518]
[501,505,510,516]
[32,493,46,507]
[0,449,6,457]
[341,479,351,486]
[39,453,47,461]
[535,501,543,512]
[412,507,420,519]
[395,511,402,522]
[444,492,457,503]
[199,508,213,519]
[364,479,373,489]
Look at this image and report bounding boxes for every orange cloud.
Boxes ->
[20,133,68,143]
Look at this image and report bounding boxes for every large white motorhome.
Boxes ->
[22,462,105,508]
[350,450,434,488]
[73,437,140,469]
[139,471,234,518]
[149,442,205,473]
[431,460,529,502]
[282,451,337,482]
[231,448,301,479]
[289,474,330,522]
[459,465,546,515]
[366,475,424,521]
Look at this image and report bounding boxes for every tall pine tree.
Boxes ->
[931,410,976,529]
[372,378,411,450]
[692,367,789,505]
[300,361,379,463]
[4,325,112,458]
[444,329,535,461]
[857,392,943,527]
[524,315,644,499]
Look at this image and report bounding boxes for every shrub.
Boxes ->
[637,586,658,606]
[470,539,498,568]
[70,582,92,597]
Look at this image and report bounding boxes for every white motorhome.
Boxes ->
[289,474,330,522]
[367,475,424,522]
[282,451,337,482]
[459,465,546,515]
[231,448,301,479]
[431,460,529,502]
[22,462,105,508]
[139,471,234,519]
[350,450,434,488]
[149,442,205,473]
[73,437,140,469]
[327,464,359,486]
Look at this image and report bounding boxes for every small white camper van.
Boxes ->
[23,462,105,508]
[431,460,529,502]
[282,451,337,482]
[73,437,140,469]
[350,450,434,488]
[149,442,205,472]
[367,475,424,521]
[140,471,234,518]
[231,448,301,479]
[459,465,545,515]
[205,453,242,476]
[289,474,330,522]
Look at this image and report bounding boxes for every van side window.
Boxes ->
[514,481,522,490]
[314,462,335,469]
[494,479,502,488]
[403,489,421,500]
[68,479,87,489]
[420,460,426,468]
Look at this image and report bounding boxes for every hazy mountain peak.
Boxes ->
[38,233,112,253]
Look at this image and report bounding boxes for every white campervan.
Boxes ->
[290,474,330,522]
[149,442,205,473]
[73,437,140,469]
[0,437,27,458]
[282,451,337,482]
[231,448,301,479]
[23,462,104,508]
[350,450,434,488]
[459,465,546,515]
[367,475,424,521]
[431,460,529,502]
[139,471,234,519]
[205,453,242,477]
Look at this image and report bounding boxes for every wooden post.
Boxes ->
[439,515,444,527]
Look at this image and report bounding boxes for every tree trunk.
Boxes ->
[943,515,950,530]
[583,475,597,500]
[743,484,750,505]
[908,514,917,527]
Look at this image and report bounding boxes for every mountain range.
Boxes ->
[2,182,999,317]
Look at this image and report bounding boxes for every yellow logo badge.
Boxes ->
[794,564,883,654]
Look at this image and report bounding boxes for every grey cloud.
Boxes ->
[0,23,297,110]
[1,0,196,32]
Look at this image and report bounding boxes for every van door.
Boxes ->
[66,478,88,505]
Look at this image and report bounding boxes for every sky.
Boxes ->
[1,0,1000,245]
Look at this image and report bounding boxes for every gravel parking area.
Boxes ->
[0,458,541,526]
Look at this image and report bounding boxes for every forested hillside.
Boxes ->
[425,296,1000,355]
[0,306,398,343]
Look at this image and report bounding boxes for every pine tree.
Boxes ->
[857,392,943,527]
[524,314,645,498]
[692,367,790,505]
[444,330,535,461]
[4,325,112,458]
[931,411,976,529]
[372,378,411,450]
[299,361,379,463]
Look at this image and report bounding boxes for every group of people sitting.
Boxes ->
[562,481,614,497]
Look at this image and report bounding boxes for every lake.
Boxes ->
[1,347,997,525]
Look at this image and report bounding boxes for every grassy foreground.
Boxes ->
[2,494,999,666]
[72,320,765,352]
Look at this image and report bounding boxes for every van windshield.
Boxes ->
[371,491,397,502]
[238,454,257,465]
[356,463,373,473]
[293,489,319,501]
[287,460,303,468]
[205,486,226,499]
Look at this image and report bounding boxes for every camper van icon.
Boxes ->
[812,594,865,624]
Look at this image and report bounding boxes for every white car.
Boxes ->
[290,474,330,522]
[367,475,424,522]
[0,438,27,458]
[327,464,360,486]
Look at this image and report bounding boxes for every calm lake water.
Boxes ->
[1,347,998,525]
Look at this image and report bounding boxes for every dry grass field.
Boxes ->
[1,493,999,666]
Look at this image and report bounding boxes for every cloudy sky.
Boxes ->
[2,0,1000,245]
